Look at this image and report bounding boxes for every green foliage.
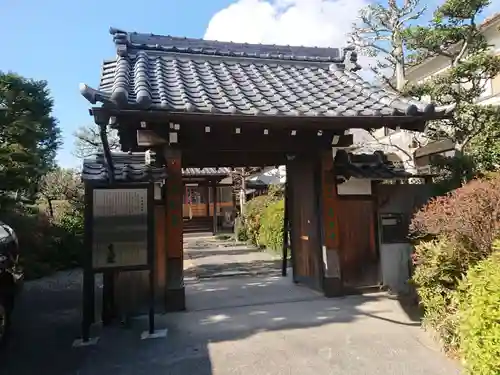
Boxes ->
[466,109,500,172]
[234,216,248,242]
[258,200,284,252]
[237,192,283,247]
[430,153,477,195]
[1,200,84,279]
[0,72,61,203]
[411,173,500,353]
[458,249,500,375]
[241,195,274,246]
[267,184,284,199]
[411,236,466,352]
[403,0,500,174]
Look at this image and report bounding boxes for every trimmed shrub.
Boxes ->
[458,248,500,375]
[258,199,284,252]
[242,195,275,246]
[410,174,500,353]
[411,236,465,352]
[410,174,500,255]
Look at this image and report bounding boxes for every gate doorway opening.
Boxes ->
[80,27,450,318]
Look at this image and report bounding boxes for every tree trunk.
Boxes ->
[239,169,247,216]
[393,32,406,92]
[47,198,54,218]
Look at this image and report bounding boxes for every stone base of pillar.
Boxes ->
[165,288,186,312]
[323,277,343,298]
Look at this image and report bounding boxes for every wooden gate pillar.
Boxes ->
[163,148,185,311]
[320,151,343,297]
[212,180,218,234]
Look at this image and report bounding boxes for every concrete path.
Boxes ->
[0,237,462,374]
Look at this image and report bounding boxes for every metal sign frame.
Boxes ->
[81,182,155,342]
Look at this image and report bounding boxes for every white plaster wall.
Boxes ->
[407,20,500,84]
[380,243,413,294]
[337,178,372,195]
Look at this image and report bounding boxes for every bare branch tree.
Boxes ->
[230,167,263,215]
[348,0,426,91]
[73,125,121,159]
[39,168,82,217]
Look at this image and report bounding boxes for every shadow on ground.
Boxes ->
[0,270,460,375]
[187,247,266,260]
[185,259,283,279]
[0,270,92,375]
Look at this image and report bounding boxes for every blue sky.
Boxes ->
[0,0,234,167]
[1,0,498,168]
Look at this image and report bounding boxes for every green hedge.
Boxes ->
[411,236,467,352]
[410,173,500,355]
[258,200,284,252]
[235,191,285,252]
[458,248,500,375]
[241,195,275,246]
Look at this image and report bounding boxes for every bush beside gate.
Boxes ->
[409,173,500,374]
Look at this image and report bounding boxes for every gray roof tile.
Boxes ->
[82,153,232,181]
[111,28,344,63]
[80,28,453,119]
[82,152,166,183]
[334,150,412,180]
[182,168,231,177]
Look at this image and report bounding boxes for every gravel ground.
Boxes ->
[0,270,91,375]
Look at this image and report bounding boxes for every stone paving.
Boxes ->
[0,236,462,375]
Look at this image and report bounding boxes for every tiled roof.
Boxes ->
[334,150,413,180]
[82,153,233,181]
[182,167,231,177]
[480,12,500,29]
[80,28,452,120]
[82,153,166,182]
[111,28,344,63]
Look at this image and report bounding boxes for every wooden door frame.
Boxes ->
[287,154,325,291]
[287,157,298,283]
[313,154,326,291]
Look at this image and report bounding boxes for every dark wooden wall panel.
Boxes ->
[337,198,378,286]
[166,157,183,259]
[288,156,322,291]
[155,205,166,293]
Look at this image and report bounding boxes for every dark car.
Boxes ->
[0,222,23,345]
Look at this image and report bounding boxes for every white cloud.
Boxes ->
[204,0,369,55]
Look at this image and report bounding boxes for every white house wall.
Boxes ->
[350,129,422,173]
[248,165,286,185]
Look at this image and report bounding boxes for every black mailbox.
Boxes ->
[379,213,409,244]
